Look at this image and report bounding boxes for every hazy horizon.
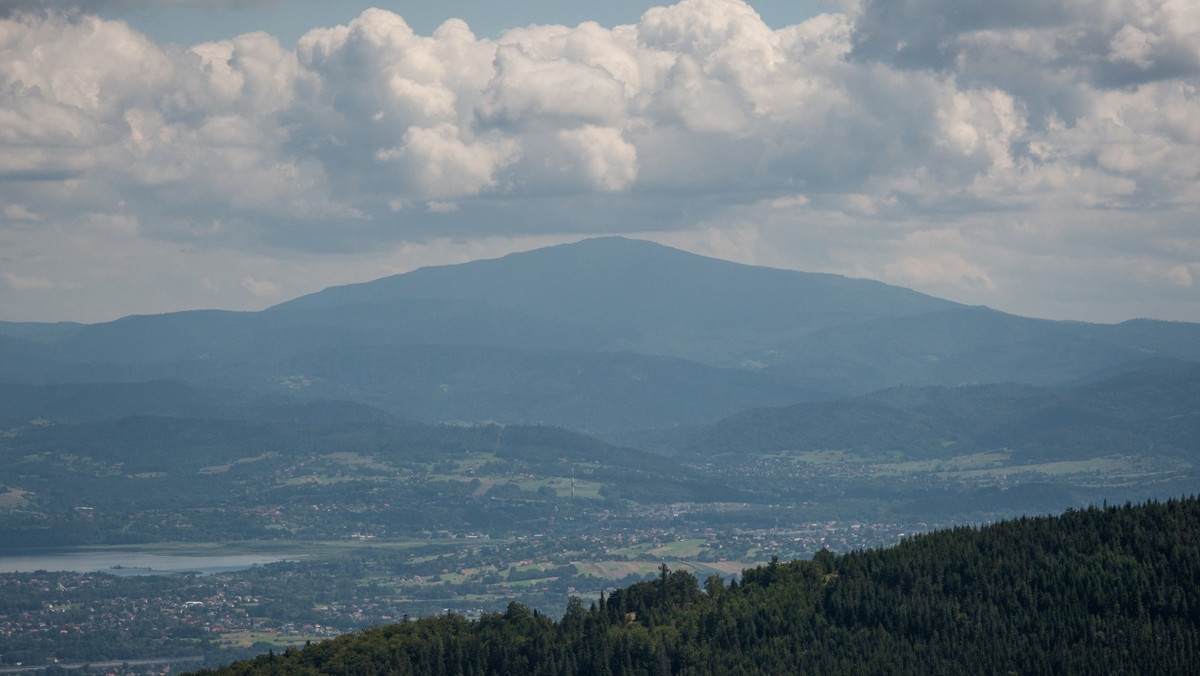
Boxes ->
[2,0,1198,325]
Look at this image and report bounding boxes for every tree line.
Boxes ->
[193,496,1200,674]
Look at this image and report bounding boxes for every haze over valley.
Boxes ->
[2,239,1198,674]
[3,0,1200,672]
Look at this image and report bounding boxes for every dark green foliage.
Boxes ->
[192,496,1200,675]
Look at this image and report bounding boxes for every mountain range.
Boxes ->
[3,237,1198,433]
[6,238,1200,675]
[682,362,1200,461]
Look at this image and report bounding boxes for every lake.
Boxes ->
[0,550,294,575]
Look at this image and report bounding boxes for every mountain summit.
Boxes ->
[273,237,960,362]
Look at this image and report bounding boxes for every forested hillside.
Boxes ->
[683,363,1200,462]
[193,496,1200,675]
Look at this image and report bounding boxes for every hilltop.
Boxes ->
[3,237,1199,432]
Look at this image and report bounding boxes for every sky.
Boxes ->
[1,0,1198,325]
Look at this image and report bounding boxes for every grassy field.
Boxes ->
[646,539,708,558]
[576,559,754,580]
[0,487,30,508]
[198,452,279,474]
[217,630,314,649]
[780,449,1189,484]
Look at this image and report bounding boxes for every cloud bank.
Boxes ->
[1,0,1198,323]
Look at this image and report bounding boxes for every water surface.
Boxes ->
[0,550,290,575]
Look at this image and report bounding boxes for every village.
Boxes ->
[0,516,931,674]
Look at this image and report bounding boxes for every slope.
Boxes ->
[683,362,1200,463]
[175,343,823,431]
[3,237,1200,430]
[0,380,397,425]
[0,415,742,546]
[273,237,960,364]
[192,496,1200,675]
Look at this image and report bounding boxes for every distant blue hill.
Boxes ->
[0,380,396,425]
[1,237,1198,431]
[684,361,1200,463]
[273,236,961,363]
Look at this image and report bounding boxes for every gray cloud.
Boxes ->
[849,0,1200,125]
[849,0,1073,69]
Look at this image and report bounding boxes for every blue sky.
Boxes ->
[1,0,1198,324]
[99,1,833,46]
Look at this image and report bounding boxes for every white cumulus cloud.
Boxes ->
[0,0,1198,324]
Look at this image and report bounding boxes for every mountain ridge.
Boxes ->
[681,362,1200,462]
[271,237,963,357]
[2,237,1199,431]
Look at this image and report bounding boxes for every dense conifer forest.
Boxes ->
[193,496,1200,675]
